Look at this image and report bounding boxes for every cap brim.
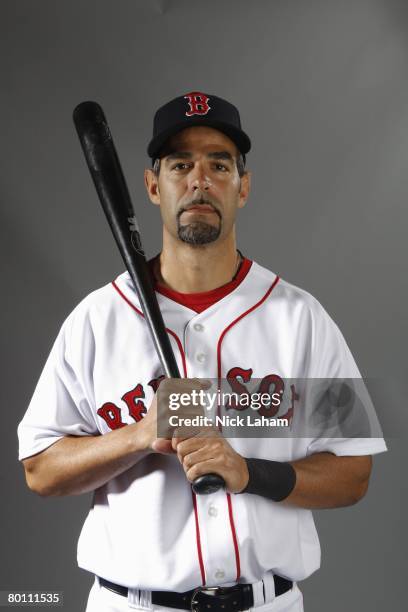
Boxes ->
[147,118,251,159]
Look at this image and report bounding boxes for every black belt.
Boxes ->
[98,576,293,612]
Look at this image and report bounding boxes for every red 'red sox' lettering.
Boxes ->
[97,402,126,430]
[225,367,253,410]
[257,374,284,417]
[226,367,295,424]
[148,375,165,393]
[97,368,297,431]
[98,376,165,430]
[122,384,146,422]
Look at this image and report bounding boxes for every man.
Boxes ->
[18,92,386,612]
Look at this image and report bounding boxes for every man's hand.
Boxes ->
[173,432,249,493]
[138,378,212,455]
[137,391,173,455]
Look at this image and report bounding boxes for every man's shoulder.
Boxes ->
[63,272,130,328]
[252,260,325,314]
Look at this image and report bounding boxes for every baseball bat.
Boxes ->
[73,101,224,495]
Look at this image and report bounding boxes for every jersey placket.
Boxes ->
[183,312,241,586]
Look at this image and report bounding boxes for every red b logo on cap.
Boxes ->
[184,92,211,116]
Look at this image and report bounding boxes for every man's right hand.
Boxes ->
[22,378,212,496]
[138,378,213,455]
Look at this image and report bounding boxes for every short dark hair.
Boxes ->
[152,154,247,178]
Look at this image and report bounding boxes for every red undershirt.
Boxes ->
[149,256,252,313]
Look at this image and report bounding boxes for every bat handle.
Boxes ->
[192,473,225,495]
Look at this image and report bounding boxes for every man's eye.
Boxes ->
[215,163,228,171]
[172,163,190,170]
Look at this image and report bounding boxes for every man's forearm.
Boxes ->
[22,422,151,496]
[241,452,372,509]
[286,452,372,508]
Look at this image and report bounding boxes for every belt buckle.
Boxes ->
[190,587,221,612]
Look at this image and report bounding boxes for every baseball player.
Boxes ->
[18,92,387,612]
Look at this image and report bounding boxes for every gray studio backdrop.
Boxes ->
[1,0,406,610]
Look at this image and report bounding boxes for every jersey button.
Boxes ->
[196,353,206,363]
[208,504,218,517]
[215,569,225,580]
[193,323,204,332]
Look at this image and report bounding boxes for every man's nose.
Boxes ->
[188,164,211,191]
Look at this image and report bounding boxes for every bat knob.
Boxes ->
[192,474,225,495]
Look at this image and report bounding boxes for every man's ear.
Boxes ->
[238,171,251,209]
[144,168,160,205]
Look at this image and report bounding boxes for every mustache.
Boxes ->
[177,196,221,219]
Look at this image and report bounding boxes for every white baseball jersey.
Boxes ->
[18,260,386,591]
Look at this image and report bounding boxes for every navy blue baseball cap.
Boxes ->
[147,91,251,160]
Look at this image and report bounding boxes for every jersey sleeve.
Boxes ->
[305,296,387,457]
[17,303,99,461]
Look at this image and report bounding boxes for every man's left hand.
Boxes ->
[172,433,249,493]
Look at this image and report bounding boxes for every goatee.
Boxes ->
[178,221,221,245]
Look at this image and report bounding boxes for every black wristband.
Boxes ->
[239,458,297,502]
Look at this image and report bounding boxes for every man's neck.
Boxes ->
[154,235,241,293]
